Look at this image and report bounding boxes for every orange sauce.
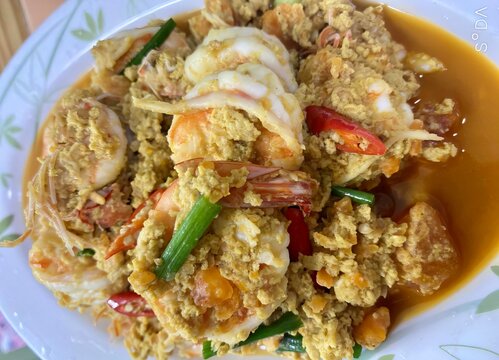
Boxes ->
[380,7,499,324]
[174,10,199,33]
[23,5,499,328]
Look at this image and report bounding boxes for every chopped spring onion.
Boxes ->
[202,312,303,358]
[202,341,217,359]
[353,343,362,358]
[236,312,303,348]
[332,186,375,205]
[277,333,306,353]
[77,248,95,257]
[155,196,221,281]
[120,18,176,73]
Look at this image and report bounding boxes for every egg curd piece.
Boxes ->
[184,27,298,92]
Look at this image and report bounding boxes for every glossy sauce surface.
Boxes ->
[23,5,499,327]
[381,7,499,323]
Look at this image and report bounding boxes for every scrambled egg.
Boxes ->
[22,1,461,360]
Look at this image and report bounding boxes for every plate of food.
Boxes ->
[0,0,498,359]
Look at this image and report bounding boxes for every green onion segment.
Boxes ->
[155,196,221,281]
[120,18,176,73]
[76,248,95,257]
[277,333,306,353]
[332,186,375,205]
[236,312,303,348]
[353,343,362,358]
[202,312,303,358]
[202,341,217,359]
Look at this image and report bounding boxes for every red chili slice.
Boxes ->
[284,207,313,262]
[107,291,155,317]
[305,105,387,155]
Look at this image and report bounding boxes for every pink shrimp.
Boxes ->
[106,160,316,258]
[317,26,352,48]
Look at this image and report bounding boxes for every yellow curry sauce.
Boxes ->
[380,7,499,323]
[23,4,499,331]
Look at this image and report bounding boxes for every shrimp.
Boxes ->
[91,26,190,96]
[39,98,128,192]
[17,98,128,253]
[131,208,290,345]
[29,221,120,308]
[126,161,313,343]
[92,26,191,74]
[261,3,313,48]
[107,160,315,258]
[317,27,352,48]
[367,78,419,130]
[184,27,298,92]
[76,99,127,191]
[201,0,235,28]
[367,79,396,117]
[167,111,300,170]
[137,50,190,99]
[129,186,292,345]
[134,63,304,170]
[187,0,237,42]
[404,52,446,74]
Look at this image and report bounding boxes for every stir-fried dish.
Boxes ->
[8,0,466,359]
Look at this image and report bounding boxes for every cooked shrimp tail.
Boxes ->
[175,160,316,214]
[221,170,316,215]
[105,189,165,259]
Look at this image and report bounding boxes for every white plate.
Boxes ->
[0,1,498,359]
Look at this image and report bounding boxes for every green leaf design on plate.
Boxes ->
[0,215,14,235]
[84,11,96,33]
[492,265,499,277]
[378,355,395,360]
[476,290,499,314]
[97,9,104,33]
[0,215,20,244]
[71,29,96,41]
[0,173,13,188]
[0,115,22,150]
[440,344,499,359]
[71,8,104,42]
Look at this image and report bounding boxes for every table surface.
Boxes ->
[0,0,63,71]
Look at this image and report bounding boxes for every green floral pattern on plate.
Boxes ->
[476,267,499,314]
[377,355,395,360]
[477,290,499,314]
[0,115,22,150]
[71,9,104,41]
[0,215,21,243]
[0,173,13,188]
[440,344,499,359]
